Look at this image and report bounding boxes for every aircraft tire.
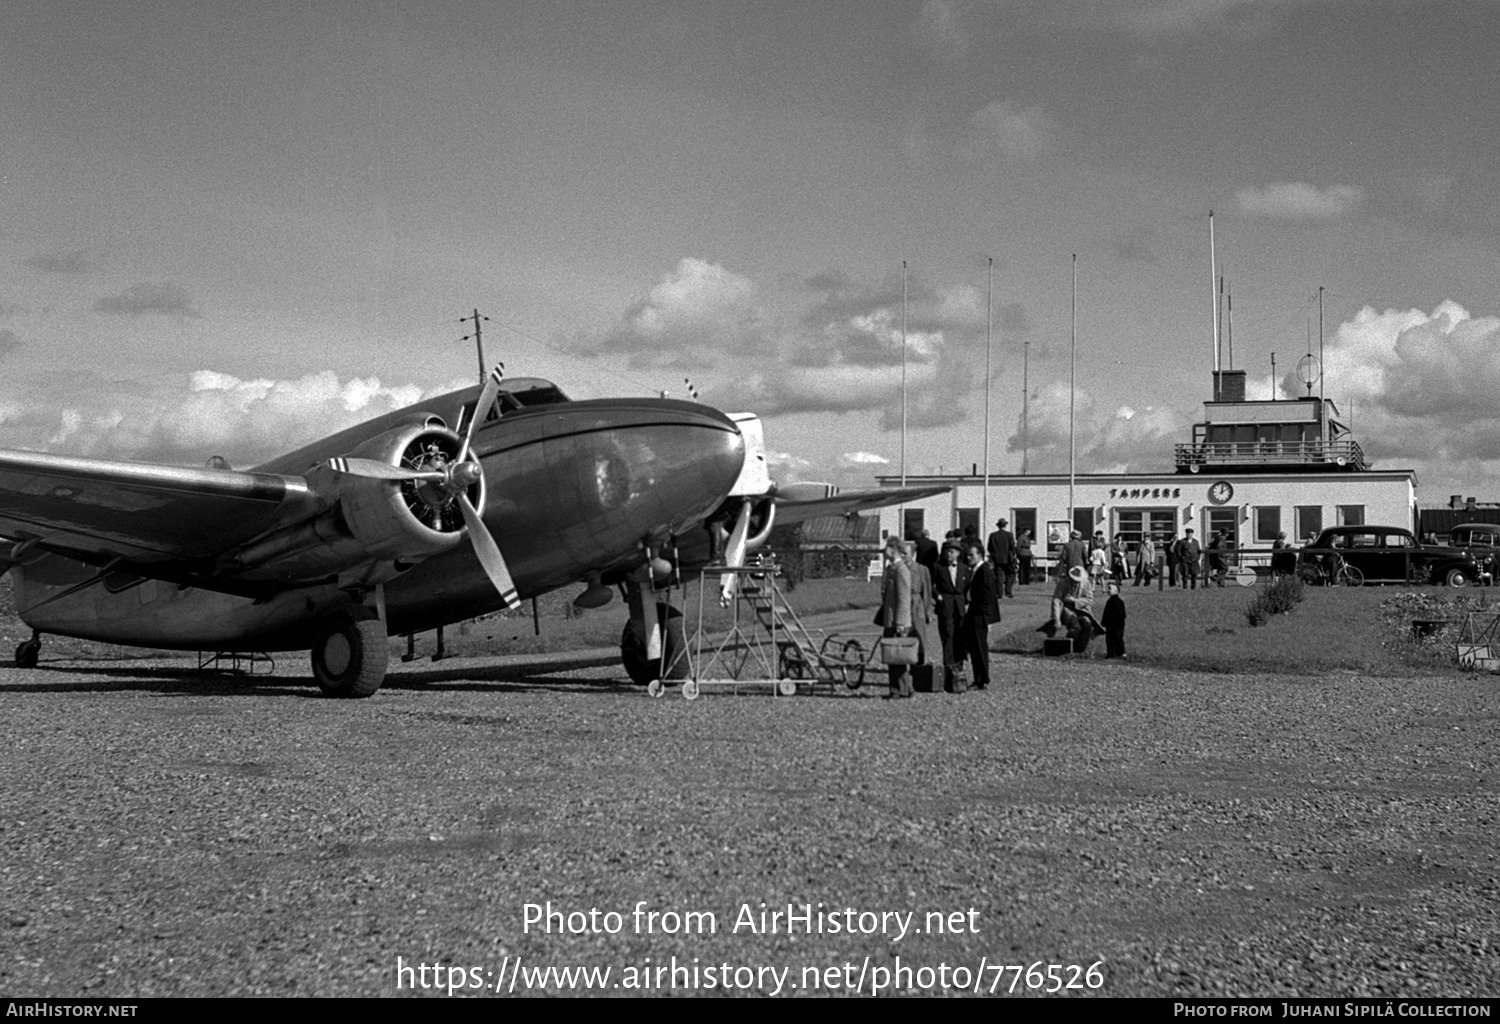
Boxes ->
[619,607,687,685]
[14,639,40,669]
[312,611,387,698]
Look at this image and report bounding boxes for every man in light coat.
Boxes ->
[880,536,914,699]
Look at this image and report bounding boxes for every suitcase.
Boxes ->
[944,666,968,694]
[912,662,943,693]
[1043,637,1073,657]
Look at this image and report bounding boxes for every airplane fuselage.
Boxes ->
[10,390,745,651]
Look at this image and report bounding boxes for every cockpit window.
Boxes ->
[458,378,571,434]
[500,377,570,407]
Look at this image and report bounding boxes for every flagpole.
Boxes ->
[898,259,907,541]
[1069,253,1077,533]
[983,256,993,532]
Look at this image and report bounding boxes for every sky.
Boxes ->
[3,0,1499,502]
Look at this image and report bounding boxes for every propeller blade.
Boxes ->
[459,364,506,465]
[327,457,444,482]
[719,501,753,606]
[458,493,519,608]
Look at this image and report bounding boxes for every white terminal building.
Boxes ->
[875,370,1416,568]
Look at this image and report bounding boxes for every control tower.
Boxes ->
[1174,369,1366,475]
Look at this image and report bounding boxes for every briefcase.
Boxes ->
[878,637,920,665]
[912,663,943,693]
[1043,637,1073,657]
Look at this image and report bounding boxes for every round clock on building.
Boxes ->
[1208,480,1234,505]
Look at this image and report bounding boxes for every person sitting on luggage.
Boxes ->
[1058,565,1098,655]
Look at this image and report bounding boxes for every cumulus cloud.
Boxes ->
[579,258,1035,433]
[1006,381,1189,473]
[22,250,92,274]
[0,329,19,357]
[843,451,891,465]
[93,282,203,318]
[1304,301,1500,469]
[961,100,1055,163]
[1,370,454,467]
[599,258,763,365]
[1236,182,1366,221]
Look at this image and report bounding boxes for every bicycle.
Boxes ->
[1296,552,1363,587]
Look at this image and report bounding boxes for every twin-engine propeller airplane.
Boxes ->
[0,368,941,696]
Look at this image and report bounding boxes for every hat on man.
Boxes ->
[1070,529,1082,539]
[1068,565,1087,582]
[884,535,901,550]
[996,518,1008,527]
[1185,527,1195,534]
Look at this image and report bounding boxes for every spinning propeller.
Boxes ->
[326,366,519,608]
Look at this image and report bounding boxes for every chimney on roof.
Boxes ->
[1213,369,1247,403]
[1467,496,1477,511]
[1451,494,1464,509]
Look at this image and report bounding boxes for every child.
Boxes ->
[1088,544,1108,586]
[1102,581,1126,659]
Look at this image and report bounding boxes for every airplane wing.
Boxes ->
[769,483,950,528]
[0,447,317,569]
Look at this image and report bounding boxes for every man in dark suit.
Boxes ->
[986,517,1018,599]
[929,542,969,687]
[915,529,939,571]
[960,543,1000,690]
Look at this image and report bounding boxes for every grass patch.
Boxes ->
[993,584,1492,677]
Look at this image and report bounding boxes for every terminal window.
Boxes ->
[1204,508,1239,547]
[1295,505,1323,542]
[1255,506,1281,543]
[1011,508,1037,545]
[1336,504,1365,527]
[1113,508,1176,549]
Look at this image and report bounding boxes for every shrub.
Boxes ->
[1246,573,1305,627]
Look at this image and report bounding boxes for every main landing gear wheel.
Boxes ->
[682,680,700,701]
[14,637,40,669]
[311,610,388,698]
[619,610,687,686]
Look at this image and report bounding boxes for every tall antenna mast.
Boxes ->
[460,308,490,384]
[1226,270,1233,371]
[1318,285,1326,404]
[1271,351,1277,401]
[1209,211,1219,374]
[983,257,993,530]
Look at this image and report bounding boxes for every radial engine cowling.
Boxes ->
[333,422,488,563]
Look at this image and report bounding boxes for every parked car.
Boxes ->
[1446,523,1500,584]
[1299,525,1483,587]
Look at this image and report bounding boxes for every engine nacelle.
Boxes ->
[231,422,486,582]
[336,422,486,562]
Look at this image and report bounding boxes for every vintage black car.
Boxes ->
[1446,523,1499,584]
[1299,525,1483,587]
